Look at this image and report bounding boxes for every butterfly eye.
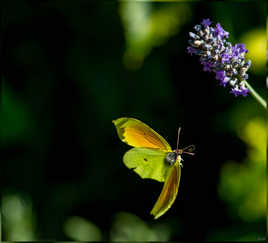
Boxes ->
[165,152,176,166]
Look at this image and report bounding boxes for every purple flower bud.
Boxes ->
[200,58,213,72]
[215,23,229,39]
[194,25,202,31]
[231,84,249,97]
[221,77,230,87]
[204,44,212,50]
[243,74,249,80]
[201,18,212,27]
[216,70,226,81]
[193,40,203,47]
[232,69,238,75]
[236,43,248,53]
[189,32,200,39]
[187,19,251,97]
[230,79,237,87]
[221,52,231,64]
[187,46,196,55]
[244,60,251,68]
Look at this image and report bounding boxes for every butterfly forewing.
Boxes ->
[113,118,172,151]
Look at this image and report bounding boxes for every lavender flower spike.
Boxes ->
[187,18,251,97]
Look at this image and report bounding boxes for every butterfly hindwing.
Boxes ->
[123,147,171,182]
[150,160,181,219]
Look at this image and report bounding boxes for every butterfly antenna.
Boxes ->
[175,127,181,160]
[182,144,195,156]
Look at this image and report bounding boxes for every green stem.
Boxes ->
[245,81,267,109]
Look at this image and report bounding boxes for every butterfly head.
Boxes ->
[165,127,195,167]
[165,152,178,166]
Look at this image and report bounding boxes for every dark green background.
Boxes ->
[2,0,266,241]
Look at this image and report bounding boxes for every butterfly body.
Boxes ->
[113,117,194,219]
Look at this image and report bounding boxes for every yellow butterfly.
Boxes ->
[113,117,195,219]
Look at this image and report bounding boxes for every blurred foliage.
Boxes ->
[208,104,266,241]
[266,17,268,88]
[2,192,37,241]
[241,29,266,75]
[110,212,172,241]
[1,82,34,144]
[206,223,266,242]
[218,118,266,222]
[63,216,102,241]
[119,1,191,69]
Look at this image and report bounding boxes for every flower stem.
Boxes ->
[245,81,267,109]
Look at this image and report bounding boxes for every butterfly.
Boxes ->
[113,117,195,219]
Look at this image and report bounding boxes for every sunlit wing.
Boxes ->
[113,117,172,151]
[123,147,170,182]
[150,160,181,219]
